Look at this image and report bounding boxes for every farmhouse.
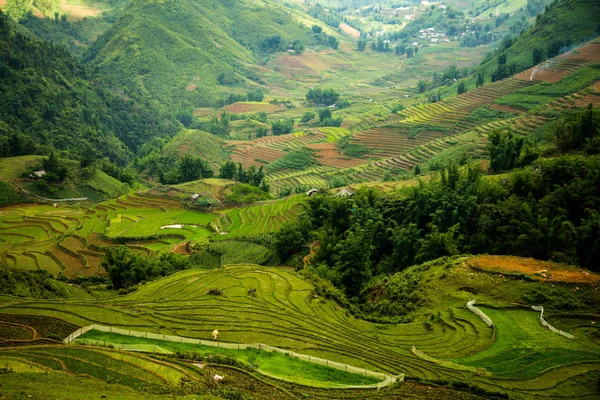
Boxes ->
[306,188,319,196]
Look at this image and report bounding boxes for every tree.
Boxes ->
[357,39,367,52]
[457,80,467,95]
[177,155,213,183]
[271,119,294,135]
[532,48,544,65]
[336,227,372,298]
[318,108,332,122]
[5,0,32,22]
[312,25,323,34]
[292,40,305,54]
[219,160,237,179]
[476,72,485,87]
[301,111,315,123]
[416,223,462,263]
[417,80,429,93]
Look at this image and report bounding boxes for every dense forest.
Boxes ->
[0,10,178,165]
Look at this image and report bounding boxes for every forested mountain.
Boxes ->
[0,10,179,164]
[87,0,327,111]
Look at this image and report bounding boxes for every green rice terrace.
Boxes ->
[0,260,599,398]
[0,192,305,278]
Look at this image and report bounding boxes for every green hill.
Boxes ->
[87,0,324,110]
[0,10,179,163]
[476,0,600,83]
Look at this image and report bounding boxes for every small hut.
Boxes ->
[306,188,319,196]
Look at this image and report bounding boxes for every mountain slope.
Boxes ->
[87,0,324,110]
[0,10,179,163]
[477,0,600,82]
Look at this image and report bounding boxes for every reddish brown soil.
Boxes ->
[306,142,364,168]
[340,23,360,38]
[185,85,197,91]
[467,255,600,283]
[564,42,600,61]
[171,242,189,255]
[515,68,571,83]
[224,103,284,114]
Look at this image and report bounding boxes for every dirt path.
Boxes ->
[303,241,319,271]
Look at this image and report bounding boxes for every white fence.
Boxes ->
[531,306,574,339]
[65,324,403,388]
[466,300,494,327]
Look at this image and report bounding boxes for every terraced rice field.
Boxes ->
[0,193,222,277]
[1,262,598,398]
[229,131,325,168]
[218,195,305,237]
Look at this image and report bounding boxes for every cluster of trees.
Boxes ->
[219,161,269,191]
[310,25,339,50]
[159,155,213,185]
[306,88,340,106]
[102,247,192,289]
[317,108,343,127]
[271,118,295,135]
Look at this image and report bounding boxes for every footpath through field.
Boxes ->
[64,324,404,389]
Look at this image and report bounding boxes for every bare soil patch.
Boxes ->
[171,242,189,255]
[224,102,284,114]
[306,142,364,168]
[340,23,360,38]
[515,67,571,83]
[60,1,104,21]
[563,42,600,61]
[193,108,214,117]
[467,255,600,283]
[185,84,197,91]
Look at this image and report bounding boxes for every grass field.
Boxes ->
[75,330,382,387]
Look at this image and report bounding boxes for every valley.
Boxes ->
[1,0,600,398]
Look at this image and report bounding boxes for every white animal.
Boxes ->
[214,374,224,382]
[212,329,219,340]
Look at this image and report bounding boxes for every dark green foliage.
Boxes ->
[270,119,294,136]
[357,39,366,51]
[487,130,525,172]
[300,111,316,123]
[457,80,467,95]
[103,247,192,289]
[0,264,68,298]
[553,104,600,153]
[273,217,311,260]
[0,12,177,164]
[246,89,264,102]
[160,155,213,184]
[306,88,340,106]
[267,150,315,173]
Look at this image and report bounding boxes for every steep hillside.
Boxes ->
[88,0,324,110]
[0,10,179,163]
[477,0,600,83]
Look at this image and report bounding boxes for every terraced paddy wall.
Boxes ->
[532,306,575,339]
[64,324,403,388]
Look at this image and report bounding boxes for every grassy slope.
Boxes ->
[88,0,320,110]
[161,129,230,170]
